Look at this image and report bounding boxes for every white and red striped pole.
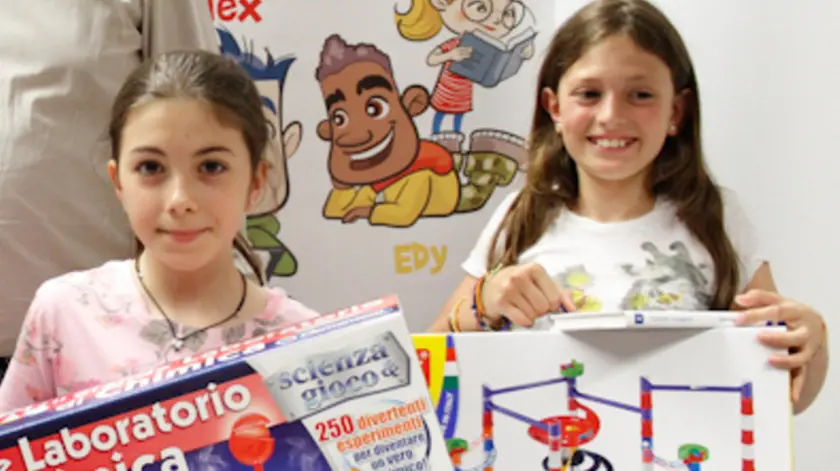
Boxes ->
[741,382,755,470]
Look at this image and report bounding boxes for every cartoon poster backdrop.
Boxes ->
[209,0,553,330]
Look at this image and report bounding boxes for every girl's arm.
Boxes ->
[0,301,57,413]
[740,263,829,414]
[796,327,829,414]
[426,46,449,67]
[721,188,827,413]
[433,192,520,332]
[427,37,471,67]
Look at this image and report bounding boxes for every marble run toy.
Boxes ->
[471,360,754,471]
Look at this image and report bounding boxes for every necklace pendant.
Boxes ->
[172,338,185,351]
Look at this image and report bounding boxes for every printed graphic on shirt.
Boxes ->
[547,241,712,316]
[556,265,604,312]
[619,241,712,310]
[14,320,100,402]
[394,0,537,134]
[218,27,302,279]
[137,309,292,366]
[315,34,526,228]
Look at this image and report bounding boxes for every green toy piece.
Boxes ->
[447,438,469,454]
[678,443,709,462]
[561,360,584,378]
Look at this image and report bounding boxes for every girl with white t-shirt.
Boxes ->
[431,0,828,415]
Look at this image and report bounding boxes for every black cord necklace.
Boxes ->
[134,257,247,352]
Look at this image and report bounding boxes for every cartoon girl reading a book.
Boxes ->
[396,0,535,134]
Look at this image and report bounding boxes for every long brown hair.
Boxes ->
[108,50,267,284]
[488,0,739,309]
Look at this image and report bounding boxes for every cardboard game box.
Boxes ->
[0,295,453,471]
[413,324,793,470]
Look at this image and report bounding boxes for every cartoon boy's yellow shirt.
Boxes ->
[324,141,459,227]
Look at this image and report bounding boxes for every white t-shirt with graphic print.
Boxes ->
[461,188,765,330]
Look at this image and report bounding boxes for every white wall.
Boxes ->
[556,1,838,468]
[751,3,840,468]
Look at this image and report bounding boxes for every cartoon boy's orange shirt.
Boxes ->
[323,141,459,227]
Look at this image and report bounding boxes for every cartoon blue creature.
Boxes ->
[217,27,303,279]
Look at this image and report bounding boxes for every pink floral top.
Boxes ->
[0,259,319,412]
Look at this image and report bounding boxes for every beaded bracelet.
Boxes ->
[472,265,511,331]
[448,296,467,332]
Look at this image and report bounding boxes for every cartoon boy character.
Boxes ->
[218,28,301,278]
[315,34,460,228]
[315,34,528,227]
[396,0,535,134]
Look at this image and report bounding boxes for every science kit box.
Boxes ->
[0,295,452,471]
[413,325,793,471]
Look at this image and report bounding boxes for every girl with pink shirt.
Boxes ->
[0,50,320,412]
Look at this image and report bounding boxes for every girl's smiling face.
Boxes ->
[440,0,526,39]
[543,34,685,187]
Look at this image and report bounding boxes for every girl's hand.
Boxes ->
[734,289,826,401]
[482,263,577,328]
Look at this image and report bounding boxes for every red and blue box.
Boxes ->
[0,295,452,471]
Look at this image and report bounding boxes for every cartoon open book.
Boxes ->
[450,26,537,88]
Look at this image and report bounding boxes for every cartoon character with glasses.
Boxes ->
[396,0,536,134]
